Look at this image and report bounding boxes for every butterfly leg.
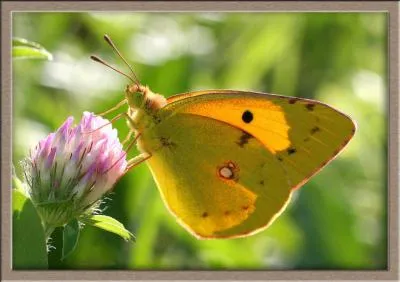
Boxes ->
[126,153,152,171]
[120,112,142,150]
[110,111,149,171]
[96,98,127,116]
[122,130,133,146]
[82,112,127,134]
[123,130,142,153]
[124,111,139,130]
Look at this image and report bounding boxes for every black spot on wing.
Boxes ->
[288,98,298,104]
[242,110,253,123]
[160,137,176,148]
[202,212,208,218]
[236,131,253,148]
[306,103,315,111]
[310,126,320,134]
[287,147,297,155]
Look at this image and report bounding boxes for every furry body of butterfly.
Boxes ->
[125,84,356,239]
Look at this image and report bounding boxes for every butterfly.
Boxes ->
[93,35,356,239]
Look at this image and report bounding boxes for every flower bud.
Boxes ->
[23,112,127,228]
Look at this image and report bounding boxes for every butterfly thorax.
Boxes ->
[125,83,170,154]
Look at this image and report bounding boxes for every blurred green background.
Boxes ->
[13,12,387,269]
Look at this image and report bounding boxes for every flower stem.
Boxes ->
[44,224,55,240]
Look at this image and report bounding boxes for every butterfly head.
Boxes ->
[125,83,167,132]
[125,83,167,111]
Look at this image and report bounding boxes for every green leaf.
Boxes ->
[12,37,42,48]
[80,215,135,242]
[12,189,48,269]
[62,219,80,260]
[12,37,52,60]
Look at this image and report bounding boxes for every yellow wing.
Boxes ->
[144,113,293,239]
[140,90,356,238]
[164,90,356,190]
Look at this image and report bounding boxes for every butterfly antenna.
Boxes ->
[103,34,141,86]
[90,55,135,84]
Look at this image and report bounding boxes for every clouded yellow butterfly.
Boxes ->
[93,35,356,239]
